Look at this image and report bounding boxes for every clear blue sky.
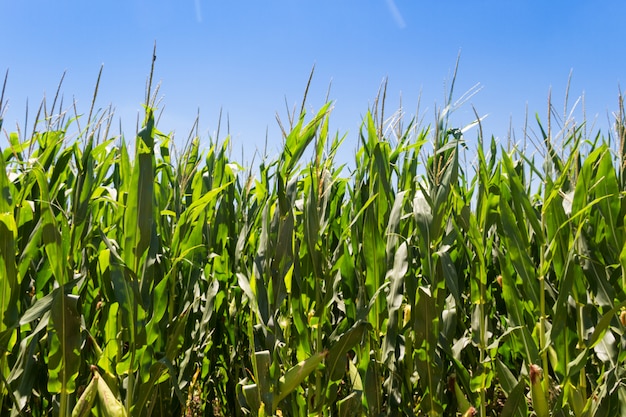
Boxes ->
[2,1,625,165]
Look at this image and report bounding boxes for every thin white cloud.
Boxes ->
[386,0,406,29]
[195,0,203,22]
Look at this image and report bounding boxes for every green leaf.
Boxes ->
[47,293,81,396]
[498,191,539,307]
[7,312,50,412]
[327,320,371,381]
[0,212,18,332]
[382,242,408,362]
[123,110,156,275]
[99,302,120,376]
[281,102,332,176]
[587,299,626,349]
[500,379,528,417]
[413,286,443,414]
[274,351,326,407]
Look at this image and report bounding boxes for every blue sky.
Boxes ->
[2,1,625,165]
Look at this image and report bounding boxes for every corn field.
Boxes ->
[1,68,626,417]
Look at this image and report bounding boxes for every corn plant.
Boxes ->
[0,65,625,416]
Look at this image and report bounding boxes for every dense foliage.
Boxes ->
[0,70,625,416]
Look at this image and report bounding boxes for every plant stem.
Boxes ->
[538,251,549,397]
[479,272,487,417]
